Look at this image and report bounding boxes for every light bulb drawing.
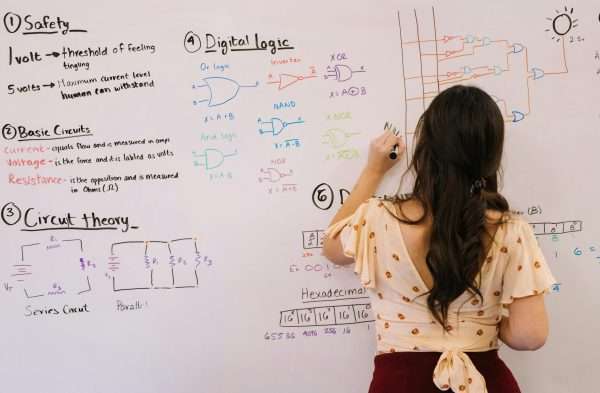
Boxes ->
[546,6,578,42]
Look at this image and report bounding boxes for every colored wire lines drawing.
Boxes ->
[395,6,572,168]
[108,238,210,292]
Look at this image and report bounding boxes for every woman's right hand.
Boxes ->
[365,129,405,175]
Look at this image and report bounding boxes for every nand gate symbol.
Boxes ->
[24,303,90,317]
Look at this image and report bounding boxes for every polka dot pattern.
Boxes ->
[323,198,557,393]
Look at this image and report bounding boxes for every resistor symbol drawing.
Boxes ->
[193,148,237,170]
[324,64,366,82]
[108,238,212,292]
[192,77,259,107]
[258,117,304,136]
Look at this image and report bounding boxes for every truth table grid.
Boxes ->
[280,303,374,327]
[302,230,325,249]
[531,220,582,235]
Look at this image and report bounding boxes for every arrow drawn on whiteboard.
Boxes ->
[192,77,258,107]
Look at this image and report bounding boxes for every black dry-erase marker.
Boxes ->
[386,122,400,160]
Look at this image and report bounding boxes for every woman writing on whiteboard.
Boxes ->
[323,85,556,393]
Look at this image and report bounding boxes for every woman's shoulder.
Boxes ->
[490,210,530,227]
[486,210,535,243]
[373,194,427,222]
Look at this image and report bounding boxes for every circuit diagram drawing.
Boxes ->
[258,117,304,136]
[323,64,366,82]
[193,148,237,170]
[257,159,297,193]
[258,167,294,183]
[321,127,360,149]
[267,67,318,90]
[192,77,259,107]
[396,6,576,166]
[107,238,212,292]
[12,237,94,299]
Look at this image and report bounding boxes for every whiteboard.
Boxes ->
[1,1,598,392]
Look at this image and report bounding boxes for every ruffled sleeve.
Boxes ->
[500,218,557,311]
[324,198,377,288]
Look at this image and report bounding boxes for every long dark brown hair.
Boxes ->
[398,84,509,328]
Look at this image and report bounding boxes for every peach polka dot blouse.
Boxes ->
[325,197,557,393]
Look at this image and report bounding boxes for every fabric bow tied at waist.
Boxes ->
[433,349,488,392]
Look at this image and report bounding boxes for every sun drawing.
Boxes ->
[546,6,578,42]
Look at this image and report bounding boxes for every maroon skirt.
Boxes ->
[369,350,521,393]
